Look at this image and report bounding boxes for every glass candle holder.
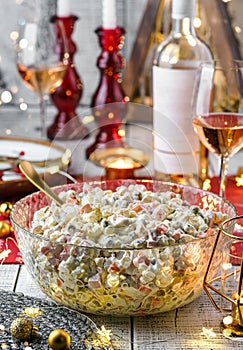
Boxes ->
[89,147,149,180]
[86,26,129,159]
[204,215,243,339]
[47,15,88,140]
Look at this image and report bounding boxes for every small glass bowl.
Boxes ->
[10,180,236,316]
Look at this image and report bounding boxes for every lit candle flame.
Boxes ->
[107,156,138,170]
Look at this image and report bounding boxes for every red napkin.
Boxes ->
[210,176,243,216]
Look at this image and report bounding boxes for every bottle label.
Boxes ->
[153,65,199,175]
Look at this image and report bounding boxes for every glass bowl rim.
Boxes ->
[10,179,237,251]
[219,215,243,240]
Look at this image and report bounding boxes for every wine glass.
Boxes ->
[16,19,68,138]
[192,59,243,197]
[203,215,243,339]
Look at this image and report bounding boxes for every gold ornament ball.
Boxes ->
[0,202,12,218]
[0,221,12,238]
[48,329,71,350]
[10,317,33,340]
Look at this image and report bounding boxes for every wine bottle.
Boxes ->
[137,0,171,107]
[152,0,213,187]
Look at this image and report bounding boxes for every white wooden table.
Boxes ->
[1,106,243,349]
[1,264,243,349]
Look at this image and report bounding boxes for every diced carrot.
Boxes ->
[67,197,79,204]
[57,279,62,287]
[80,203,92,213]
[173,232,181,241]
[206,227,215,236]
[109,262,120,273]
[131,204,143,212]
[156,224,168,234]
[151,297,161,307]
[139,284,152,293]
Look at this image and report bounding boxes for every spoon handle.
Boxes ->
[19,160,64,206]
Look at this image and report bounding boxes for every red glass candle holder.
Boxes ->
[47,15,88,140]
[86,26,129,159]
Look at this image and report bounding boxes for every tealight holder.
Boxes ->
[89,147,149,180]
[204,215,243,339]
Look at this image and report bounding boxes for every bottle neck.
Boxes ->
[171,17,196,37]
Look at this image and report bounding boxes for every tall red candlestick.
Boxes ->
[47,15,88,140]
[86,26,129,159]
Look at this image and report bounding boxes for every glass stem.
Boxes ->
[39,93,46,138]
[219,155,228,197]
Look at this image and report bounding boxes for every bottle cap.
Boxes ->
[172,0,196,19]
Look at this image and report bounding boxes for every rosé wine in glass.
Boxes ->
[17,21,67,138]
[193,113,243,157]
[192,60,243,197]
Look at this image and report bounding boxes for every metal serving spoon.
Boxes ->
[19,160,64,206]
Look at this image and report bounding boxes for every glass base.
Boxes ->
[222,315,243,340]
[154,170,202,188]
[85,126,125,159]
[47,112,89,140]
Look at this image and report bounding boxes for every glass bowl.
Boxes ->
[10,180,236,316]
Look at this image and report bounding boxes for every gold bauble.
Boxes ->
[0,202,12,218]
[48,329,71,350]
[10,317,33,340]
[0,221,12,238]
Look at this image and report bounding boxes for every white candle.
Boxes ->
[102,0,117,29]
[57,0,71,17]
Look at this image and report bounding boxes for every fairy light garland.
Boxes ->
[236,174,243,187]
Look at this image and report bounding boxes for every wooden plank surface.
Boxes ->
[1,264,243,349]
[133,294,243,350]
[0,264,19,290]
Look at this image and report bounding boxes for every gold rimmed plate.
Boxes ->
[0,136,71,199]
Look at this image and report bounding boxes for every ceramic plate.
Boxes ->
[0,136,71,198]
